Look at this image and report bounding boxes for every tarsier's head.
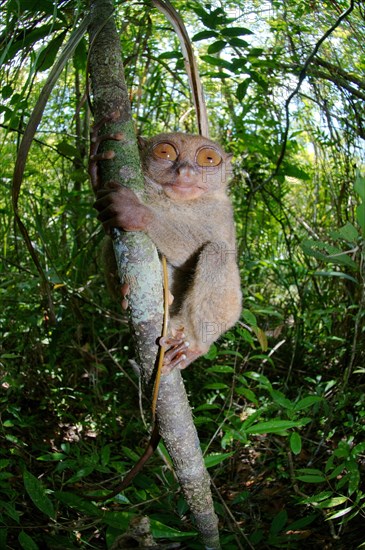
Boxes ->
[138,133,232,201]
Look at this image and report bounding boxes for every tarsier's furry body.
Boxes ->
[94,133,242,369]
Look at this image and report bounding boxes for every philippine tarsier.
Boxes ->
[93,132,242,371]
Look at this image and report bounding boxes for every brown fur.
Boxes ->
[94,133,242,367]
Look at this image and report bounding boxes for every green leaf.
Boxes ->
[204,344,218,360]
[242,309,258,326]
[23,470,54,519]
[346,461,360,495]
[270,509,287,535]
[235,387,258,405]
[351,441,365,456]
[245,419,306,434]
[314,271,358,283]
[284,163,310,180]
[206,70,231,79]
[150,519,197,538]
[200,55,232,70]
[221,27,254,37]
[36,31,67,72]
[37,452,68,461]
[302,239,357,269]
[204,452,234,468]
[270,389,293,410]
[101,445,111,467]
[73,37,88,71]
[16,0,58,15]
[287,514,316,530]
[237,327,255,345]
[237,79,250,101]
[18,531,39,550]
[300,491,333,504]
[103,511,137,529]
[206,365,234,373]
[2,85,13,99]
[290,432,302,455]
[296,475,326,483]
[330,222,359,243]
[293,395,323,411]
[297,468,325,476]
[296,468,326,483]
[203,382,228,390]
[248,47,265,58]
[159,50,181,60]
[192,30,218,41]
[65,466,94,484]
[2,23,63,64]
[56,139,80,158]
[0,500,20,523]
[326,506,353,520]
[208,40,227,54]
[229,37,250,48]
[244,371,272,389]
[316,496,348,508]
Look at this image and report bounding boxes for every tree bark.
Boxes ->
[88,1,220,547]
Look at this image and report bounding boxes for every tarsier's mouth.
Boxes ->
[166,182,195,190]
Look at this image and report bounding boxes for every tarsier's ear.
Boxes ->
[137,135,148,150]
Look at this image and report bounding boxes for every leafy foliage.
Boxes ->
[1,0,365,547]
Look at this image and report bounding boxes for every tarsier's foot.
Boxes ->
[159,331,202,372]
[159,332,189,372]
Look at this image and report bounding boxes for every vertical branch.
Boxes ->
[88,1,221,547]
[88,0,163,382]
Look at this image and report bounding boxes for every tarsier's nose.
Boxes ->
[175,161,197,179]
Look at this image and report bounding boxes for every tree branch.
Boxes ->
[88,1,220,547]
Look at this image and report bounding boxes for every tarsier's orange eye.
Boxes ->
[153,142,178,161]
[196,147,222,167]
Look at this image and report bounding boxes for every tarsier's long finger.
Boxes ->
[90,150,115,162]
[163,340,190,363]
[159,333,186,349]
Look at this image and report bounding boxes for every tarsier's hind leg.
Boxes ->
[169,241,242,365]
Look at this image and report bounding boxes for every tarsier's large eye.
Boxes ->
[196,147,222,167]
[153,142,178,161]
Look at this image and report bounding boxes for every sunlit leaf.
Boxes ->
[326,506,353,520]
[204,452,234,468]
[150,519,197,538]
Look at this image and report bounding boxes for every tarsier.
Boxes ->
[93,132,242,372]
